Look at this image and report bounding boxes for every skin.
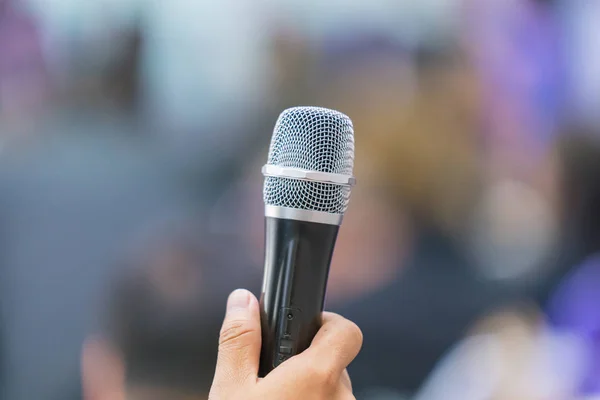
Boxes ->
[209,289,363,400]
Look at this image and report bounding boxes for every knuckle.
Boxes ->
[219,320,255,349]
[346,321,363,348]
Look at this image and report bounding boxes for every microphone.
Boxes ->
[259,106,356,376]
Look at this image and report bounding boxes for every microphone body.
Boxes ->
[259,217,339,376]
[258,106,355,376]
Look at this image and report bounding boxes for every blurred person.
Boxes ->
[459,0,565,289]
[82,231,244,400]
[319,46,481,237]
[21,0,143,100]
[415,305,584,400]
[2,0,147,154]
[310,42,543,396]
[82,237,364,400]
[60,22,142,114]
[0,126,208,400]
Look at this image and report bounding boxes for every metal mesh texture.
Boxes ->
[264,107,355,214]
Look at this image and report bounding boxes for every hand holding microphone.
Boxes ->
[209,289,363,400]
[211,106,361,398]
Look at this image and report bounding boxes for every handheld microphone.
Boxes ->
[258,106,356,376]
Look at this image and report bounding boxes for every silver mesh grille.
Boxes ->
[264,107,355,214]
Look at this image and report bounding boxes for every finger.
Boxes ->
[335,386,357,400]
[296,312,363,375]
[212,289,261,388]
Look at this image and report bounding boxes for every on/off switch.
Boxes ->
[279,339,293,355]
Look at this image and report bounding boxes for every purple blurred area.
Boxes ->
[1,0,600,399]
[548,254,600,394]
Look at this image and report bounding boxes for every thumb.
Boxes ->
[213,289,261,390]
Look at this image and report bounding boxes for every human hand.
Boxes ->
[209,289,363,400]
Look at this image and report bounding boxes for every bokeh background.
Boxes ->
[2,0,600,399]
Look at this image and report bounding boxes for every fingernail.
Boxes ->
[227,289,250,313]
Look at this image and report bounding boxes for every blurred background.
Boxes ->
[2,0,600,399]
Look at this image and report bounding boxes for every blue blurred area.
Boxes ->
[2,0,600,399]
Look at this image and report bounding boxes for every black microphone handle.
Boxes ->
[258,216,339,377]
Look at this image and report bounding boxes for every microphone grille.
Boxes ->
[264,107,355,214]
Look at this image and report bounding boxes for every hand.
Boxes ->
[209,289,363,400]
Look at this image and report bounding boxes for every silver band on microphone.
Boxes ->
[262,165,356,187]
[265,205,343,225]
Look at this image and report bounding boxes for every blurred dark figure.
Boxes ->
[554,132,600,260]
[339,226,515,399]
[0,130,206,400]
[319,47,530,397]
[61,22,142,115]
[82,231,250,400]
